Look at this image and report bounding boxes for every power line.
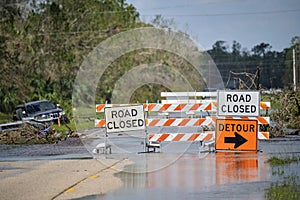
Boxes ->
[139,8,300,17]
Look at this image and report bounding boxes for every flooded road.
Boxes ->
[0,138,91,161]
[1,128,299,199]
[92,133,300,200]
[108,153,269,200]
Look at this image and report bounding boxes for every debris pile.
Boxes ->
[0,122,62,144]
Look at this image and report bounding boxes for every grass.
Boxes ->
[268,156,300,166]
[52,119,76,133]
[0,112,12,124]
[260,94,282,110]
[265,175,300,200]
[265,156,300,200]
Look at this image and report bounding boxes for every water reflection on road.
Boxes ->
[103,152,270,200]
[97,136,300,200]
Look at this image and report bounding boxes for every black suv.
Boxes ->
[13,100,66,123]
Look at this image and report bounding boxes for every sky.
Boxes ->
[126,0,300,52]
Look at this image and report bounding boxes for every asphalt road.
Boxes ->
[1,132,300,200]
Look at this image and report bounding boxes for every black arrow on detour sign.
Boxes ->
[224,132,248,148]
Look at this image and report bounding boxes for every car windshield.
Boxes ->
[26,101,56,114]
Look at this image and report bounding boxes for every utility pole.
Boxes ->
[293,48,297,91]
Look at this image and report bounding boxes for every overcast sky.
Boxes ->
[126,0,300,52]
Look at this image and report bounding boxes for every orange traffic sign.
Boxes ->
[215,119,258,151]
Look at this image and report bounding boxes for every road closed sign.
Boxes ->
[217,90,260,117]
[215,119,258,151]
[105,105,145,133]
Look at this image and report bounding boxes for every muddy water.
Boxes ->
[100,136,300,200]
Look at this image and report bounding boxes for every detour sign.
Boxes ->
[215,119,258,151]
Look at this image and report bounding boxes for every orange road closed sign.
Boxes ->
[215,119,258,151]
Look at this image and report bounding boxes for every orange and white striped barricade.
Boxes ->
[96,101,270,113]
[96,104,137,112]
[258,132,270,140]
[95,117,270,139]
[147,131,268,141]
[148,131,214,142]
[144,102,213,112]
[146,117,213,127]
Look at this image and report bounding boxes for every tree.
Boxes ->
[0,0,140,113]
[232,40,241,58]
[207,40,287,89]
[251,42,272,57]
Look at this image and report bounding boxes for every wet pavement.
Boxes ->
[85,129,300,200]
[0,138,91,161]
[0,128,300,199]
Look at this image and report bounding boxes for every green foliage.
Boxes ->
[0,0,299,129]
[0,0,139,115]
[265,177,300,200]
[0,112,12,124]
[268,156,300,166]
[270,90,300,129]
[96,49,206,104]
[52,119,76,133]
[266,156,300,200]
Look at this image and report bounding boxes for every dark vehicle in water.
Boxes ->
[13,100,67,123]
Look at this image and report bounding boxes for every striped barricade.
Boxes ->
[147,118,213,127]
[258,132,270,140]
[95,103,271,141]
[96,102,271,113]
[95,117,213,127]
[95,119,106,127]
[148,131,269,141]
[96,104,136,112]
[145,103,212,112]
[96,103,213,113]
[146,116,270,127]
[95,119,269,140]
[148,132,214,142]
[260,102,271,110]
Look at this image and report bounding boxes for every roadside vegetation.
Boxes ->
[268,156,300,166]
[266,176,300,200]
[264,90,300,137]
[0,118,78,144]
[265,156,300,200]
[0,112,12,124]
[0,0,299,138]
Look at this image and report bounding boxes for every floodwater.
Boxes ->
[87,131,300,200]
[1,128,299,199]
[0,138,91,161]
